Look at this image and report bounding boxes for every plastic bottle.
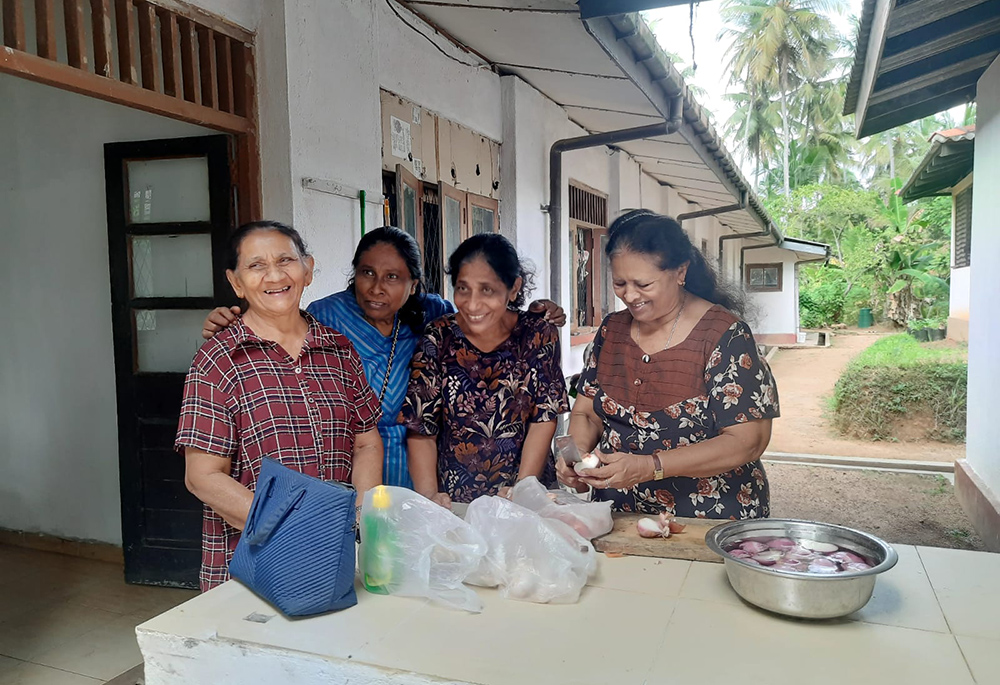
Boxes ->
[361,485,395,594]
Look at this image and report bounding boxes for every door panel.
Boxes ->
[439,182,467,300]
[105,135,236,588]
[396,164,423,248]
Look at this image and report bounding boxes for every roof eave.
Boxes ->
[583,12,777,238]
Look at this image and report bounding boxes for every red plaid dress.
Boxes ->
[175,313,381,591]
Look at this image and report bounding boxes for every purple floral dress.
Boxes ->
[579,306,779,519]
[400,312,569,503]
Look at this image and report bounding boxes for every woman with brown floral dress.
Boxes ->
[402,234,569,507]
[557,210,779,519]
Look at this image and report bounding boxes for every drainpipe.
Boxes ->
[739,236,783,274]
[720,223,772,269]
[677,191,747,224]
[547,96,684,303]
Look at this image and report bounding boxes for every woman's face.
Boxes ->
[610,249,687,324]
[226,230,313,318]
[353,242,417,328]
[453,256,521,338]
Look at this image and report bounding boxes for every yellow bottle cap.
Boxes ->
[371,485,391,510]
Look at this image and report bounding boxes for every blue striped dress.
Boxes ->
[306,289,455,488]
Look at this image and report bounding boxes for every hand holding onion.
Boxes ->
[577,451,652,491]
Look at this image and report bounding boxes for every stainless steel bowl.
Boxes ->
[705,519,898,619]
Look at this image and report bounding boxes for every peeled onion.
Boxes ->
[799,539,839,554]
[573,455,601,475]
[766,538,796,551]
[751,550,783,566]
[637,517,668,538]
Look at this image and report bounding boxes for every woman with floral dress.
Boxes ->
[557,210,779,519]
[401,234,569,507]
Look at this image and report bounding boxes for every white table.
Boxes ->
[137,545,1000,684]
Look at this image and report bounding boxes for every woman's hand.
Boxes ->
[555,457,589,493]
[528,299,567,327]
[429,492,452,509]
[578,451,654,491]
[202,306,241,340]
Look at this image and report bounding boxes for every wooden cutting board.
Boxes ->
[593,514,725,563]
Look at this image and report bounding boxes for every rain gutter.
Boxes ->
[676,191,747,224]
[547,96,684,302]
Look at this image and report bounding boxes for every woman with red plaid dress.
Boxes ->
[175,221,383,591]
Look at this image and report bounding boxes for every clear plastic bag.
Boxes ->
[359,486,488,613]
[464,496,597,604]
[510,476,614,540]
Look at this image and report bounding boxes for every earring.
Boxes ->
[679,280,686,287]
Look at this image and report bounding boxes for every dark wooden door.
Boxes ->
[104,135,236,587]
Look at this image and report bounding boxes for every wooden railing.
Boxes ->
[1,0,255,133]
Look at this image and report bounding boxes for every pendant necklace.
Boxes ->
[641,293,686,364]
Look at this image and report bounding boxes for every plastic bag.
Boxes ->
[359,486,488,612]
[511,476,614,540]
[464,496,597,604]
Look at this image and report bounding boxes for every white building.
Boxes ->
[846,0,1000,550]
[0,0,824,585]
[899,127,975,342]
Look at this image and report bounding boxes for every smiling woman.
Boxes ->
[401,233,570,507]
[175,221,384,591]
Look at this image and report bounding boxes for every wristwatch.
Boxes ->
[651,453,664,480]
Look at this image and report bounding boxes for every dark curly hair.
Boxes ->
[606,209,746,318]
[446,233,535,309]
[347,226,426,335]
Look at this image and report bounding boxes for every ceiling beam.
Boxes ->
[868,51,997,106]
[880,15,1000,72]
[886,0,992,39]
[578,0,698,20]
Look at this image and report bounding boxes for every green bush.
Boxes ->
[799,280,846,328]
[832,335,967,442]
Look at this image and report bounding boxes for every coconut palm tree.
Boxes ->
[720,0,840,196]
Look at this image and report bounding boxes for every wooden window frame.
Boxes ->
[954,186,973,269]
[745,263,783,292]
[395,163,424,252]
[569,181,609,336]
[466,192,499,236]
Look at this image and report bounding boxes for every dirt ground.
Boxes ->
[766,328,966,463]
[763,328,979,551]
[767,462,985,551]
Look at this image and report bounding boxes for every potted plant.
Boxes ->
[908,318,931,342]
[927,316,947,341]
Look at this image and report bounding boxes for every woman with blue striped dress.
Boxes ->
[202,226,565,488]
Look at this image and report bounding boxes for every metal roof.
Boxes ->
[778,236,831,260]
[399,0,780,244]
[899,126,976,202]
[843,0,1000,138]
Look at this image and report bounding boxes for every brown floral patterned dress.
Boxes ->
[578,306,779,519]
[400,312,569,503]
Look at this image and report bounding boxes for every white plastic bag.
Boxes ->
[464,496,597,604]
[359,486,488,612]
[510,476,613,540]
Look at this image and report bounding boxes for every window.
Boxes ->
[954,186,973,268]
[746,263,782,292]
[570,182,610,329]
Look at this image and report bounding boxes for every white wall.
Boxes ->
[966,58,1000,491]
[0,76,213,544]
[744,247,798,336]
[950,175,973,321]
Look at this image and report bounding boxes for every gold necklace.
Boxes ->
[640,293,687,364]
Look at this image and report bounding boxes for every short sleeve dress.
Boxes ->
[577,306,779,519]
[399,312,569,503]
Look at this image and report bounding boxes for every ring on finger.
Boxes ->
[604,478,610,489]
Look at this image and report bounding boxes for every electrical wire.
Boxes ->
[386,1,487,71]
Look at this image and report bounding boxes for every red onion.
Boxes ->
[723,536,873,575]
[740,541,769,554]
[752,550,783,566]
[766,537,796,551]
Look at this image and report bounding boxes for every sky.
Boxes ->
[643,0,866,158]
